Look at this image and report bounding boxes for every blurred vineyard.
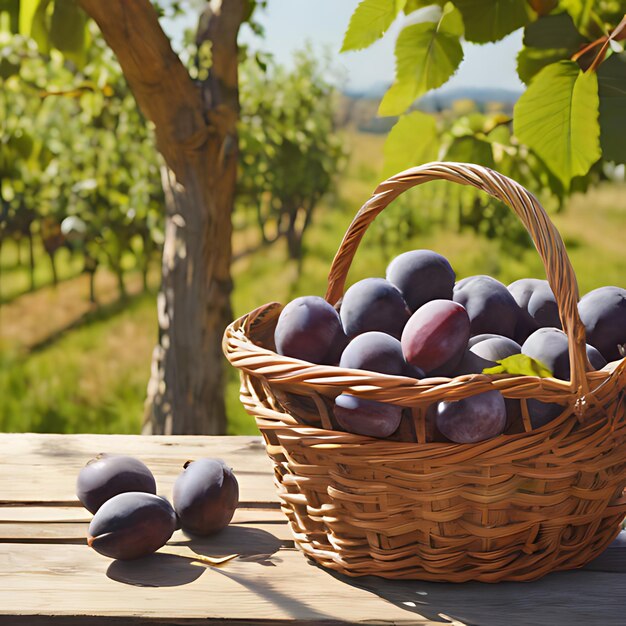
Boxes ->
[1,7,625,435]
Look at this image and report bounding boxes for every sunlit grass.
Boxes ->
[0,293,156,433]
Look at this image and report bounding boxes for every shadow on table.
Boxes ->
[175,524,286,565]
[107,526,285,587]
[107,553,204,587]
[325,566,626,626]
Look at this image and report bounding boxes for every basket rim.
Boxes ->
[224,301,626,408]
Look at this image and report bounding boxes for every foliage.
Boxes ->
[513,60,601,188]
[0,26,164,299]
[483,353,554,377]
[376,100,584,247]
[238,49,347,260]
[379,4,464,116]
[342,0,626,202]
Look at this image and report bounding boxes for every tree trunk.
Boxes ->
[141,263,149,292]
[140,233,152,292]
[28,231,35,292]
[89,270,96,304]
[80,0,245,435]
[0,237,3,304]
[15,237,22,267]
[115,267,127,300]
[144,165,233,434]
[48,251,58,286]
[286,217,304,261]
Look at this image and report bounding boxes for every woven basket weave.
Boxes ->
[223,162,626,582]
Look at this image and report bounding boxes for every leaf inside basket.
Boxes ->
[483,354,553,377]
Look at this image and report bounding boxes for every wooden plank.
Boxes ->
[0,434,278,505]
[0,507,91,523]
[2,434,625,625]
[0,506,285,524]
[0,541,625,625]
[0,521,294,544]
[0,543,431,625]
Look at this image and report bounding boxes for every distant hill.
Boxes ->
[417,86,521,112]
[337,84,522,134]
[343,84,521,109]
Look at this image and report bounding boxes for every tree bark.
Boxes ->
[48,251,58,286]
[285,211,303,261]
[27,230,35,292]
[15,237,22,267]
[80,0,244,434]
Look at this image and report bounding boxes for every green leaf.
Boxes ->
[444,135,495,168]
[598,52,626,164]
[483,354,554,377]
[560,0,594,36]
[50,0,87,68]
[28,0,52,54]
[517,47,571,85]
[513,61,601,189]
[0,55,19,78]
[0,0,19,33]
[517,12,588,84]
[382,111,439,177]
[404,0,445,11]
[18,0,39,35]
[341,0,406,52]
[378,3,463,116]
[522,12,587,50]
[451,0,533,43]
[378,80,418,116]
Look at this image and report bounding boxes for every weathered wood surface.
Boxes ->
[1,433,625,626]
[0,433,276,504]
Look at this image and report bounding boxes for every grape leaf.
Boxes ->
[598,52,626,164]
[451,0,533,44]
[483,354,554,377]
[15,0,51,53]
[382,111,439,177]
[560,0,594,36]
[50,0,88,69]
[517,13,588,84]
[445,136,495,168]
[18,0,38,35]
[513,60,601,189]
[517,47,571,85]
[341,0,407,52]
[378,3,463,116]
[522,12,587,50]
[0,0,19,32]
[404,0,445,11]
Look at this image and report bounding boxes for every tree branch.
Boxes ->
[196,0,247,130]
[78,0,208,181]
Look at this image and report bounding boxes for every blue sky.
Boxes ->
[165,0,525,93]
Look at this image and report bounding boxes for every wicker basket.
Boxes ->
[223,162,626,582]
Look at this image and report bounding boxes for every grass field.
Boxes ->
[1,131,625,434]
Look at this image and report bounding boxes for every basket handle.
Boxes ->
[325,162,590,396]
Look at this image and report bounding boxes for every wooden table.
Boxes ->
[1,433,625,625]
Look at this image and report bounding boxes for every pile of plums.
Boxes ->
[274,249,625,444]
[76,454,239,560]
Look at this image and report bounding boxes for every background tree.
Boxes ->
[238,49,347,263]
[0,27,164,304]
[5,0,252,434]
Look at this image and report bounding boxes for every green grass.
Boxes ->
[0,292,156,433]
[0,240,84,304]
[1,131,625,435]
